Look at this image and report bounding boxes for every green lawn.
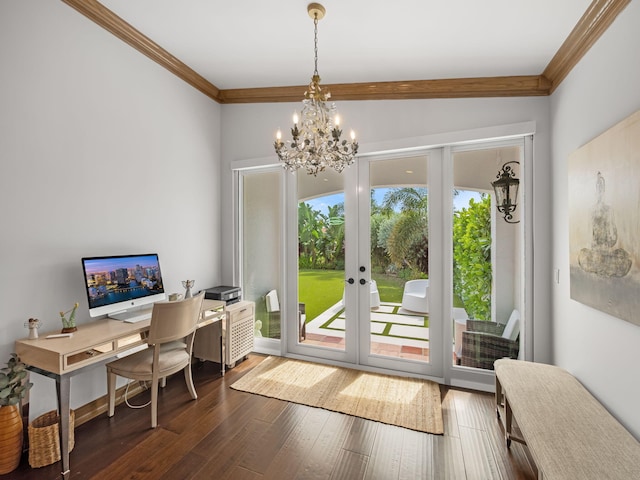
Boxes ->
[298,269,346,321]
[299,269,406,321]
[299,268,464,322]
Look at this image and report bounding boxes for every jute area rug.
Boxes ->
[230,356,444,434]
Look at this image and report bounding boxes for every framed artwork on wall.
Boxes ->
[568,109,640,326]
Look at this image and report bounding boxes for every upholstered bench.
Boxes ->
[494,359,640,480]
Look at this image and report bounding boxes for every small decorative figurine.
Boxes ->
[182,280,195,299]
[254,319,263,337]
[24,318,41,339]
[59,302,79,333]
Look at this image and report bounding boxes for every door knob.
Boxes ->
[359,266,366,272]
[360,278,366,285]
[347,278,355,284]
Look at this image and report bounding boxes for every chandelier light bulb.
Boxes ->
[350,130,356,140]
[334,115,340,127]
[293,111,299,125]
[276,130,282,142]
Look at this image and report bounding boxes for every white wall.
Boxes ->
[11,0,637,438]
[220,97,552,364]
[550,1,640,439]
[0,1,221,418]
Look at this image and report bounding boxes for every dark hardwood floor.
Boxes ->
[6,354,537,479]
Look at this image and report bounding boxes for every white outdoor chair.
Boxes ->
[401,279,429,313]
[342,280,381,309]
[370,280,381,309]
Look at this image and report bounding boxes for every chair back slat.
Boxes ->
[148,292,204,345]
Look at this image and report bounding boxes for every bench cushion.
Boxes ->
[495,359,640,479]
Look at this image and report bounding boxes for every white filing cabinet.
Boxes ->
[224,301,255,367]
[193,300,254,370]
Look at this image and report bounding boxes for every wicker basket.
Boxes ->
[28,410,75,468]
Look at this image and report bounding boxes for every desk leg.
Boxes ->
[55,375,71,480]
[220,332,225,376]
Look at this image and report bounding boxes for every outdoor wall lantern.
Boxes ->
[491,161,520,224]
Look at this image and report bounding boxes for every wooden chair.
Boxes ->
[106,292,205,428]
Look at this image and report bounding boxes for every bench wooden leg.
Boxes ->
[495,373,526,448]
[505,395,513,448]
[495,374,503,419]
[496,372,513,448]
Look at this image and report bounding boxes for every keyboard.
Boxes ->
[123,312,152,323]
[110,308,153,323]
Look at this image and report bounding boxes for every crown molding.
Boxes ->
[62,0,629,104]
[543,0,631,93]
[219,75,551,104]
[62,0,222,103]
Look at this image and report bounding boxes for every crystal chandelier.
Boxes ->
[274,3,358,176]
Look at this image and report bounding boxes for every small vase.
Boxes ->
[0,405,23,475]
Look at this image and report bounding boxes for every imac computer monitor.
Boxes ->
[81,253,165,321]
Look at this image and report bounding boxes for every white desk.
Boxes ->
[15,299,225,479]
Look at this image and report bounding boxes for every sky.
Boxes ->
[305,188,482,215]
[83,254,160,274]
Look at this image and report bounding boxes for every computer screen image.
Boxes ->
[81,253,166,320]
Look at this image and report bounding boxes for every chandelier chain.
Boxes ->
[313,15,319,76]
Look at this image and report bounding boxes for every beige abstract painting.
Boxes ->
[568,109,640,326]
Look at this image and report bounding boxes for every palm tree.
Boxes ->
[382,188,429,277]
[298,201,347,270]
[325,203,345,268]
[383,187,428,213]
[298,202,325,268]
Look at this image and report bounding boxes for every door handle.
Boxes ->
[359,278,366,285]
[359,266,366,272]
[346,278,355,285]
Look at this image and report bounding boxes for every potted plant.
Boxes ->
[59,302,79,333]
[0,354,33,474]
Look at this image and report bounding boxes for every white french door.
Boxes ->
[287,150,444,379]
[286,164,357,365]
[356,151,444,376]
[237,126,533,389]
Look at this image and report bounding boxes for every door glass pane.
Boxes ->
[242,170,282,339]
[297,169,345,350]
[369,156,429,362]
[452,147,521,369]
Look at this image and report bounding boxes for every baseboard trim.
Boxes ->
[74,381,147,427]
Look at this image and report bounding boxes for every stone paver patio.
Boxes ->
[302,301,430,362]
